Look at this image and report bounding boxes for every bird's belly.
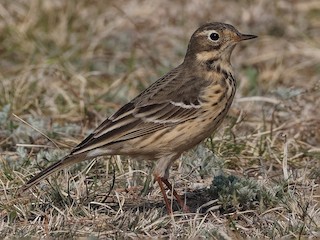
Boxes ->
[168,112,228,152]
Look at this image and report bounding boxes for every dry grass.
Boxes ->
[1,0,319,239]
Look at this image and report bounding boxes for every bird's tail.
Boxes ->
[20,153,87,192]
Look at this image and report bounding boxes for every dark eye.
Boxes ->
[209,32,220,41]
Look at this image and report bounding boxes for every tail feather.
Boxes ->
[20,153,87,192]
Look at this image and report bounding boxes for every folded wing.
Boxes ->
[71,66,210,155]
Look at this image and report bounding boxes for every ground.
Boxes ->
[0,0,319,239]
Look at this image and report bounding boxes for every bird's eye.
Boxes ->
[208,32,220,41]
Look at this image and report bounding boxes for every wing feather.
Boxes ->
[71,66,211,155]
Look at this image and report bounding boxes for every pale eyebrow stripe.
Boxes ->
[197,29,219,36]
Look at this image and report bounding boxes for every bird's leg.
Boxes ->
[161,177,190,213]
[155,175,172,215]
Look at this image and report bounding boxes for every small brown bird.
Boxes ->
[21,22,256,214]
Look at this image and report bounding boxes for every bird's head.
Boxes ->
[185,22,257,64]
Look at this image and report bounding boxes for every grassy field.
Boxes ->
[1,0,319,239]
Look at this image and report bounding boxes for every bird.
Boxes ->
[20,22,257,214]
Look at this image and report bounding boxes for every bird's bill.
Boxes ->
[238,33,258,41]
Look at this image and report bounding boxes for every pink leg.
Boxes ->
[155,175,172,214]
[161,178,190,213]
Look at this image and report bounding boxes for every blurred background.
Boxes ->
[0,0,319,238]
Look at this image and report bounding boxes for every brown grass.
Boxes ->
[0,0,319,238]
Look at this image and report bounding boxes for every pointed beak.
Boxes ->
[238,33,258,41]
